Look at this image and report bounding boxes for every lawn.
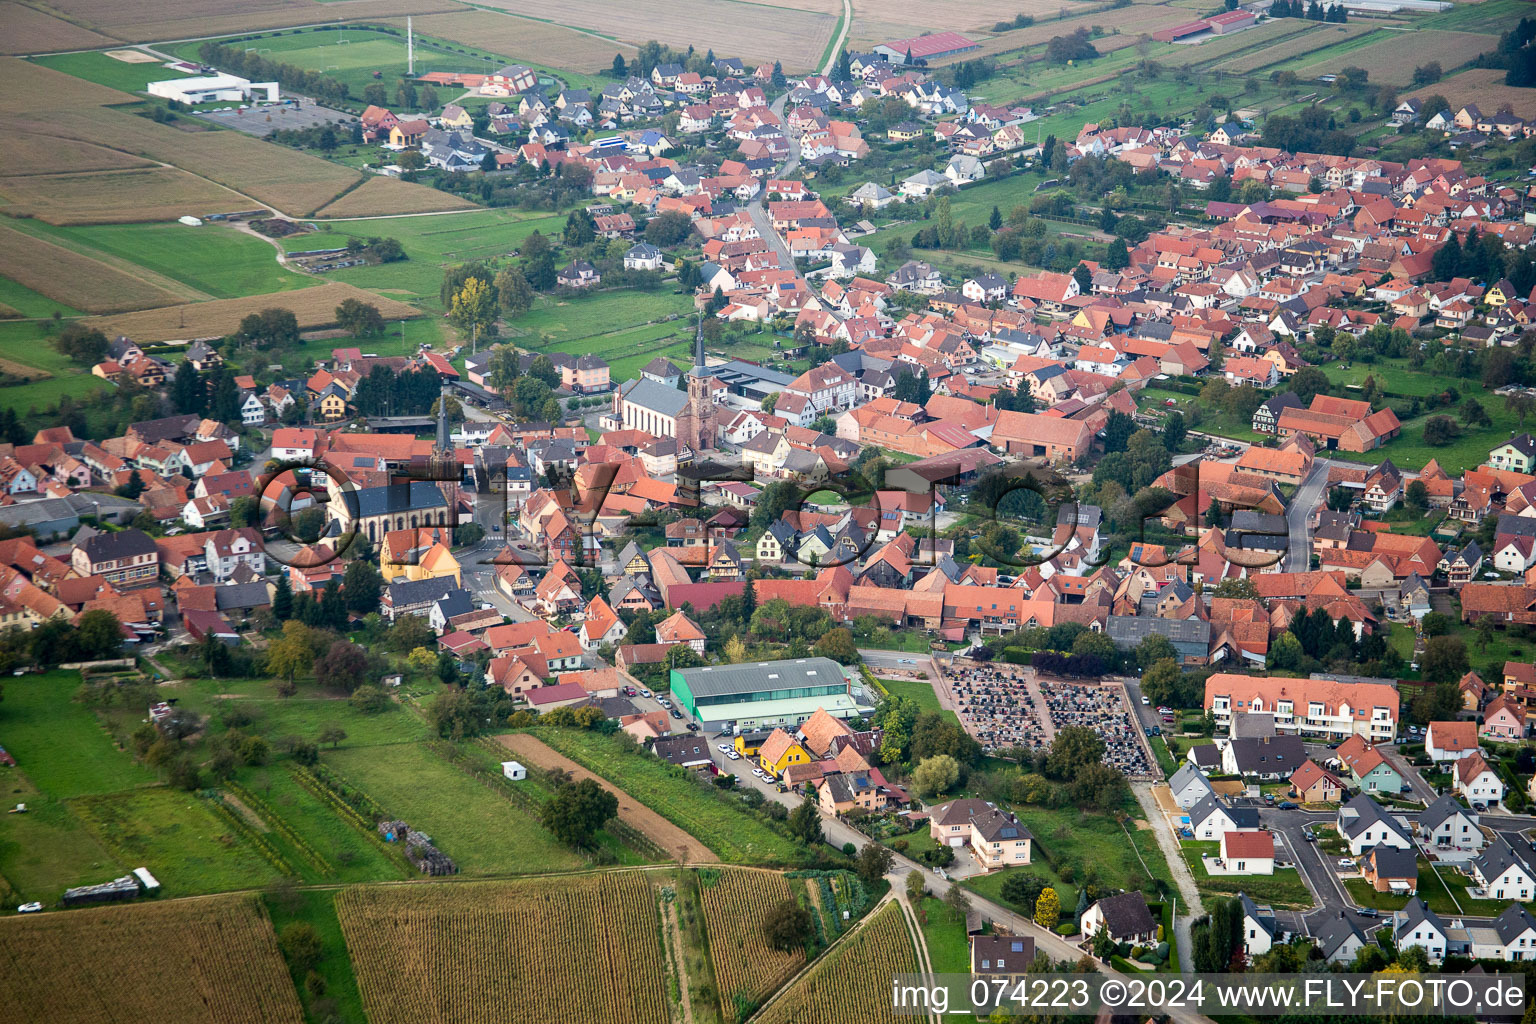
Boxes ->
[322,741,588,876]
[263,888,368,1024]
[30,50,178,94]
[966,805,1175,917]
[9,220,309,300]
[0,670,156,800]
[1178,840,1313,909]
[1342,859,1506,917]
[0,320,115,416]
[525,727,808,865]
[235,766,408,884]
[69,787,286,895]
[0,771,124,904]
[878,678,962,729]
[509,288,693,346]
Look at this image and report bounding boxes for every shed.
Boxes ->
[501,760,527,781]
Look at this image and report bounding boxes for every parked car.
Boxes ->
[669,709,682,720]
[640,689,653,699]
[1263,793,1276,805]
[16,902,41,913]
[1357,908,1379,919]
[726,751,741,761]
[686,722,699,732]
[717,743,733,754]
[1337,858,1355,868]
[1141,695,1150,705]
[751,768,765,778]
[1278,801,1298,810]
[1303,829,1317,843]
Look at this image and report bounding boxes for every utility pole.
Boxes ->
[407,16,414,76]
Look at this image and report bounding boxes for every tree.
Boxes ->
[943,884,972,922]
[1406,479,1429,512]
[855,842,894,885]
[912,754,961,797]
[611,53,627,77]
[1136,633,1178,671]
[241,735,271,766]
[315,639,369,693]
[1045,725,1105,779]
[363,82,388,107]
[763,898,813,953]
[75,609,128,659]
[813,627,860,664]
[53,323,109,365]
[350,685,388,713]
[342,559,382,616]
[1411,680,1462,725]
[1420,635,1469,684]
[1034,887,1061,929]
[335,298,385,338]
[540,778,619,848]
[1422,415,1459,447]
[1000,872,1047,911]
[280,922,322,973]
[1289,366,1331,404]
[449,277,499,348]
[495,266,535,317]
[906,868,927,903]
[317,724,347,749]
[787,798,823,845]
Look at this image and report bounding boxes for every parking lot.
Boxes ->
[193,97,353,137]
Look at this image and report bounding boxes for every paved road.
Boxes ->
[820,0,852,78]
[1285,459,1330,572]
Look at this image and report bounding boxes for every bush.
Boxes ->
[1055,921,1076,936]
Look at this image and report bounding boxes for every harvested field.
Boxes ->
[0,221,186,313]
[0,166,250,224]
[104,49,158,62]
[383,11,632,71]
[0,894,305,1024]
[0,61,365,218]
[38,0,468,43]
[337,874,669,1024]
[469,0,839,69]
[962,4,1197,60]
[698,868,806,1021]
[6,132,153,176]
[313,175,477,218]
[0,356,47,376]
[496,732,718,862]
[0,3,119,55]
[1406,67,1536,118]
[756,900,920,1024]
[1154,18,1314,67]
[84,281,420,341]
[1215,21,1375,73]
[1291,29,1498,85]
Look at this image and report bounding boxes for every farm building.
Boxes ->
[669,658,868,732]
[874,32,979,63]
[501,761,527,780]
[148,73,279,104]
[1153,20,1214,43]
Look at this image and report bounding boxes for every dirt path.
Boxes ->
[659,895,698,1024]
[495,733,718,863]
[1133,781,1201,972]
[1022,669,1056,744]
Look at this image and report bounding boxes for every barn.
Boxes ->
[874,32,980,63]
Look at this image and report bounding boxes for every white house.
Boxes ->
[1424,721,1480,763]
[1454,752,1505,807]
[239,392,267,426]
[1239,893,1276,957]
[1393,898,1448,962]
[1472,905,1536,962]
[1188,795,1256,842]
[1218,831,1276,875]
[1417,795,1484,852]
[1337,794,1415,856]
[900,169,949,200]
[623,243,664,271]
[1473,838,1536,901]
[1168,764,1216,810]
[944,155,985,185]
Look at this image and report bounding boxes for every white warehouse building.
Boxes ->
[148,73,279,104]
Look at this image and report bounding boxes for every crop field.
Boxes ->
[379,11,627,77]
[1287,28,1497,84]
[698,868,806,1019]
[469,0,839,69]
[847,0,1085,46]
[7,132,153,176]
[963,4,1195,60]
[1151,18,1314,68]
[1214,21,1377,73]
[13,220,309,300]
[36,0,468,44]
[313,175,476,217]
[1407,67,1536,117]
[756,900,919,1024]
[0,166,252,225]
[1420,0,1530,33]
[528,727,807,864]
[336,874,670,1024]
[0,2,117,54]
[83,281,420,341]
[498,732,718,862]
[0,895,305,1024]
[0,221,187,313]
[0,62,368,219]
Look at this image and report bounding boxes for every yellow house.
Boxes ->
[734,730,770,757]
[888,122,923,143]
[1486,280,1515,307]
[380,527,462,585]
[439,104,474,130]
[758,728,811,777]
[315,390,348,421]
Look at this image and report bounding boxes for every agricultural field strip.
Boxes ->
[0,2,119,55]
[1214,22,1378,74]
[495,732,719,862]
[336,874,670,1024]
[82,281,421,341]
[0,220,187,314]
[34,0,470,44]
[1286,29,1499,85]
[755,898,920,1024]
[0,894,305,1024]
[698,868,806,1015]
[311,175,477,217]
[1,218,213,303]
[1406,68,1536,118]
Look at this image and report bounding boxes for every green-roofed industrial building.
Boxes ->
[668,657,868,732]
